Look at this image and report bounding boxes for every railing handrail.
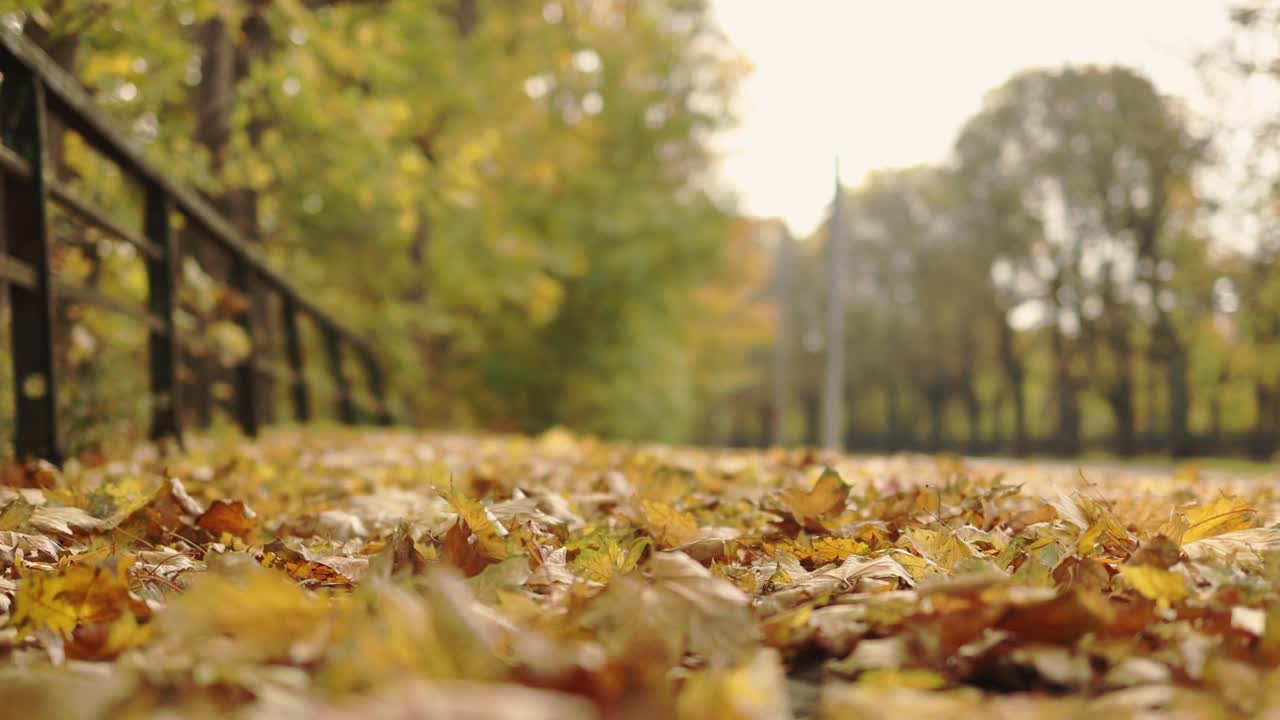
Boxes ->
[0,27,392,464]
[0,29,374,358]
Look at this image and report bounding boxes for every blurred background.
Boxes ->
[2,1,1279,460]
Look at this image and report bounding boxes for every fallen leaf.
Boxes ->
[196,499,257,540]
[285,680,600,720]
[11,558,151,658]
[907,528,976,572]
[0,499,35,530]
[29,506,103,535]
[676,648,791,720]
[1182,527,1280,563]
[1119,565,1188,609]
[640,500,701,547]
[858,668,948,691]
[778,468,849,528]
[443,487,510,561]
[0,530,63,561]
[1170,494,1257,545]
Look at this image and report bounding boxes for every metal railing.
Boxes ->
[0,29,391,464]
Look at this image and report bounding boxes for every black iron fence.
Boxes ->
[0,29,390,464]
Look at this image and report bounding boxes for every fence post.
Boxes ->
[1,66,60,463]
[324,327,356,424]
[145,185,181,443]
[281,296,309,422]
[230,256,260,436]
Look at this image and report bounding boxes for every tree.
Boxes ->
[1197,0,1280,456]
[952,67,1203,456]
[7,1,745,445]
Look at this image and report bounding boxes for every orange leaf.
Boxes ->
[779,468,849,528]
[196,499,257,540]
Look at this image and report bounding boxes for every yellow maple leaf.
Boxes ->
[712,562,758,594]
[907,528,974,572]
[104,611,154,656]
[811,536,870,564]
[1076,514,1129,556]
[12,559,151,658]
[892,550,931,581]
[778,468,849,526]
[912,488,942,517]
[0,499,34,531]
[640,499,701,548]
[572,536,650,583]
[442,487,509,561]
[1174,494,1257,545]
[14,571,78,637]
[768,553,796,585]
[1119,564,1189,609]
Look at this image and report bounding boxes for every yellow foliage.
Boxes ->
[640,500,701,548]
[525,273,564,327]
[760,604,811,647]
[1167,494,1258,545]
[676,649,790,720]
[443,487,510,561]
[811,535,871,564]
[778,468,849,527]
[859,668,948,691]
[9,423,1280,714]
[12,559,151,658]
[1119,564,1189,609]
[161,563,335,664]
[571,536,650,583]
[906,528,975,572]
[766,535,868,565]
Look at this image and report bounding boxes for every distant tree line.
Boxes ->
[724,4,1280,459]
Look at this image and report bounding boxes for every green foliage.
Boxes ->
[5,0,743,445]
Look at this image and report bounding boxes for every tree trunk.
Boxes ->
[1209,376,1223,453]
[802,392,820,448]
[189,17,238,426]
[1100,264,1135,457]
[770,228,793,446]
[1167,343,1192,456]
[843,422,859,452]
[758,403,772,448]
[990,385,1007,453]
[727,397,750,448]
[885,381,901,452]
[1108,367,1136,458]
[1052,326,1081,456]
[925,382,946,453]
[1143,351,1160,453]
[194,18,236,169]
[1010,368,1027,456]
[963,382,981,454]
[999,317,1027,456]
[1251,382,1276,459]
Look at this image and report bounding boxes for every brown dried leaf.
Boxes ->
[196,499,257,540]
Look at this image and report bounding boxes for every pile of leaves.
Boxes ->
[1,429,1280,719]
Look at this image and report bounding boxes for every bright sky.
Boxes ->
[711,1,1233,237]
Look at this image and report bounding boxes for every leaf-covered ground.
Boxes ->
[1,429,1279,719]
